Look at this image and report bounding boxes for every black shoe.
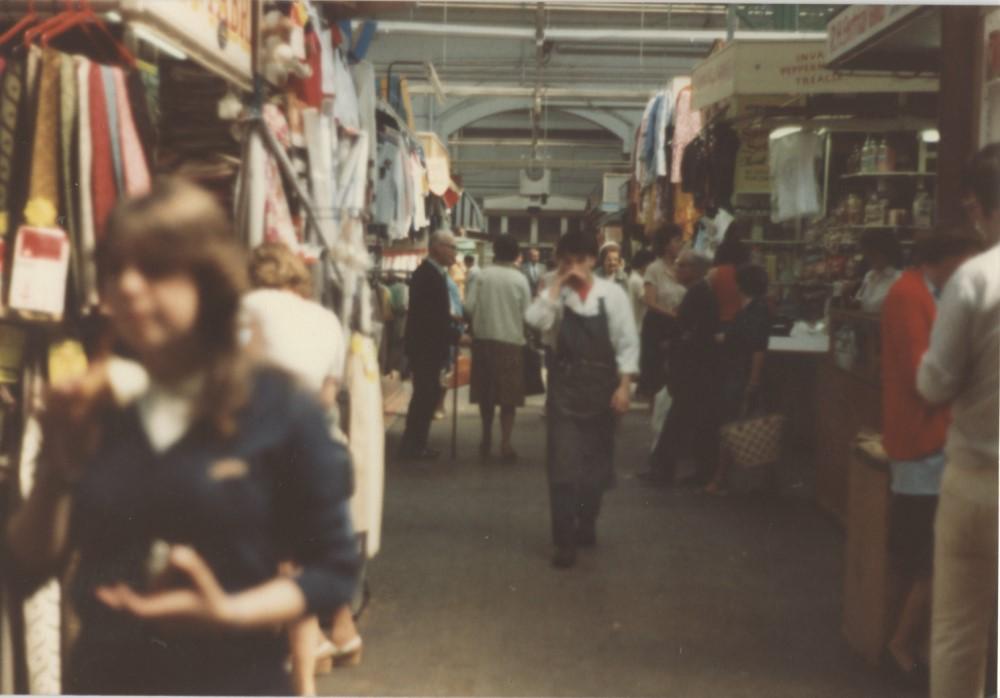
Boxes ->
[575,526,596,548]
[552,546,577,569]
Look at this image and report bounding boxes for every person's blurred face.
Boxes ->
[529,248,540,263]
[432,238,458,266]
[104,267,200,358]
[558,253,595,289]
[603,249,621,276]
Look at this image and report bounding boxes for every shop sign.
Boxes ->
[826,5,922,66]
[123,0,253,90]
[734,126,771,195]
[692,40,937,110]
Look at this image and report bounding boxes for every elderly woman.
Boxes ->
[6,179,359,695]
[637,224,686,397]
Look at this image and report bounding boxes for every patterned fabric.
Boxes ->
[111,68,150,196]
[89,63,115,237]
[100,66,123,195]
[261,104,297,247]
[670,86,702,184]
[720,413,785,469]
[59,55,81,308]
[25,48,60,227]
[0,55,25,237]
[76,57,98,308]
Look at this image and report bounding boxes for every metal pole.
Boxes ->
[450,338,459,461]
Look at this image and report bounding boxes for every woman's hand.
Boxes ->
[95,545,235,630]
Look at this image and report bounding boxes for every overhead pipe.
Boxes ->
[406,84,658,100]
[530,2,545,176]
[370,21,826,43]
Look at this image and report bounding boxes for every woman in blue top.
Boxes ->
[6,179,359,695]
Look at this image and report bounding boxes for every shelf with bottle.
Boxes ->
[840,172,936,180]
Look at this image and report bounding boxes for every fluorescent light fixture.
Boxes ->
[132,24,188,61]
[770,126,802,140]
[920,128,940,144]
[104,11,123,23]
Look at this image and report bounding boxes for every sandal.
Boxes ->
[327,635,364,668]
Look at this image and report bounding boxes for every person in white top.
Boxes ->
[639,224,686,396]
[243,243,358,694]
[525,230,638,569]
[465,236,532,461]
[855,229,902,313]
[917,144,1000,698]
[627,249,655,335]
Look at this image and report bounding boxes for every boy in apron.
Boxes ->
[525,230,640,568]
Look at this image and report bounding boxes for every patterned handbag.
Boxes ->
[719,413,786,469]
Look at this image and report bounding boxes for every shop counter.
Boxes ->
[762,334,828,466]
[843,435,900,665]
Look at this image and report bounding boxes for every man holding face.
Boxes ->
[525,230,639,569]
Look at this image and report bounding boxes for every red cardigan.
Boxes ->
[880,269,950,460]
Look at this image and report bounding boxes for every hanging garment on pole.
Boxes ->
[331,48,360,135]
[409,151,429,231]
[0,55,25,238]
[75,57,98,309]
[335,131,368,217]
[111,69,150,197]
[17,356,61,695]
[25,48,60,227]
[100,66,124,196]
[302,106,339,248]
[88,63,116,237]
[769,131,822,223]
[345,333,385,558]
[350,60,377,166]
[261,104,298,247]
[671,86,702,185]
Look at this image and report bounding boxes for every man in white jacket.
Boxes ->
[917,144,1000,698]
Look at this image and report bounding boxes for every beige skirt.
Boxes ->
[470,339,525,407]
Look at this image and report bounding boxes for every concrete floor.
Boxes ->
[321,391,918,697]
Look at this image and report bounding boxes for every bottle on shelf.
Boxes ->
[848,144,862,174]
[861,135,874,173]
[912,179,934,228]
[876,138,895,173]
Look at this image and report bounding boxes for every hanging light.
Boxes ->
[920,129,940,144]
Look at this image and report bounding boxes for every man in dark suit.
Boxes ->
[399,229,460,460]
[521,247,543,296]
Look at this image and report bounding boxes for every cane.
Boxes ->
[450,336,460,462]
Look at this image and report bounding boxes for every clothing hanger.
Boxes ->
[0,0,40,51]
[38,0,136,68]
[22,0,74,47]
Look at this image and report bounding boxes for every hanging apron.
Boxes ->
[547,298,619,489]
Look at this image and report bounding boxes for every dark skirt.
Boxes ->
[470,339,526,407]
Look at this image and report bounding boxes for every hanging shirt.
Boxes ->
[671,87,702,184]
[769,131,823,222]
[526,275,639,375]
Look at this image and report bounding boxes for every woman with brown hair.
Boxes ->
[5,179,359,695]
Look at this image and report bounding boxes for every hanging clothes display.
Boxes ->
[670,86,702,185]
[769,131,823,223]
[345,333,386,558]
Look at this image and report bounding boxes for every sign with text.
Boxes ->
[692,40,937,110]
[123,0,253,90]
[826,5,923,66]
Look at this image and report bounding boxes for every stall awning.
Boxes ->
[691,39,937,111]
[825,5,940,73]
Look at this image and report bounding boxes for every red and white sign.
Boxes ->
[826,5,923,65]
[692,40,937,110]
[9,226,70,319]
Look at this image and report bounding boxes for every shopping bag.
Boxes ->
[719,413,785,469]
[446,354,471,388]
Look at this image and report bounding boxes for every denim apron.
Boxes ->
[546,297,619,489]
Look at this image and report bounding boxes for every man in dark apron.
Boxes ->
[526,230,639,569]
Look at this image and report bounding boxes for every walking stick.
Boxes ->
[450,337,459,462]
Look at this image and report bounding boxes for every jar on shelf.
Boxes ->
[912,179,934,228]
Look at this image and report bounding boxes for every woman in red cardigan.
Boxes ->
[880,227,981,685]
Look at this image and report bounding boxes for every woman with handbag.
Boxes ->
[5,179,360,695]
[525,230,639,569]
[705,264,772,495]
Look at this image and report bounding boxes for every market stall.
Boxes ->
[684,37,939,512]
